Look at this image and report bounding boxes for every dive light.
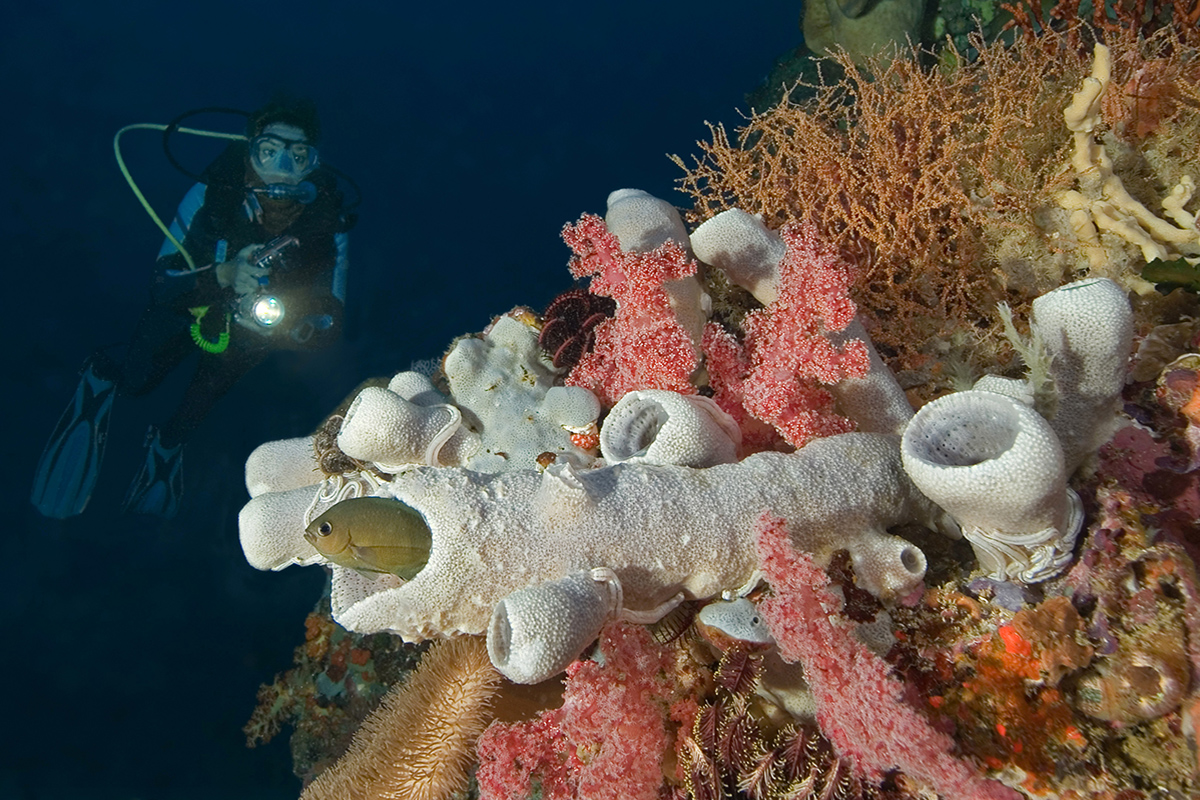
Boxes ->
[237,288,286,330]
[250,294,285,327]
[235,236,298,331]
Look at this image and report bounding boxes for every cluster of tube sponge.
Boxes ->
[238,190,1135,686]
[901,277,1133,582]
[242,393,942,684]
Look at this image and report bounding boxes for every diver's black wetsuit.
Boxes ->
[100,141,349,447]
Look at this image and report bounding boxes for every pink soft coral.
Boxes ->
[752,511,1020,800]
[704,222,870,449]
[562,213,699,406]
[476,621,675,800]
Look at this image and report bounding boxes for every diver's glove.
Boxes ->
[216,244,270,296]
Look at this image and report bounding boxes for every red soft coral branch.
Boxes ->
[475,711,576,800]
[562,213,699,406]
[704,222,870,449]
[752,511,1021,800]
[476,621,675,800]
[702,322,784,452]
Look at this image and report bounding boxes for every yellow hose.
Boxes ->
[113,123,246,272]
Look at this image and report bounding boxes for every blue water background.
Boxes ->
[1,3,799,797]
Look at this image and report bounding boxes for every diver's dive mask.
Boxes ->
[248,127,319,185]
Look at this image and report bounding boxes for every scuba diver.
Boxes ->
[32,98,356,519]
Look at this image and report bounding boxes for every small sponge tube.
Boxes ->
[487,571,616,684]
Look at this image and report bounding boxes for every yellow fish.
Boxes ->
[304,496,433,580]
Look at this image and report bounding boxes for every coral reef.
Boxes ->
[237,12,1200,799]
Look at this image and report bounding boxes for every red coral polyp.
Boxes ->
[705,222,870,449]
[562,214,700,405]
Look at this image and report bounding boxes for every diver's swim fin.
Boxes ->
[122,426,183,519]
[31,358,116,518]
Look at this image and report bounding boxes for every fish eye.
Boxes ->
[317,521,333,536]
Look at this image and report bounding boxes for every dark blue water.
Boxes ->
[2,3,799,797]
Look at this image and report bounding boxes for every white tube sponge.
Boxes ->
[239,484,324,571]
[386,370,446,406]
[827,318,915,435]
[1031,277,1133,473]
[605,188,691,253]
[600,389,740,467]
[487,569,620,684]
[901,390,1083,583]
[318,432,938,641]
[331,566,403,623]
[245,436,322,498]
[690,208,786,304]
[337,386,463,471]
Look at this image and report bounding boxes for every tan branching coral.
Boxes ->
[674,35,1087,369]
[676,24,1200,373]
[300,636,502,800]
[1004,0,1200,50]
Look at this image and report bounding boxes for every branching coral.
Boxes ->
[701,221,871,449]
[476,622,677,800]
[563,212,701,406]
[752,511,1020,800]
[1055,42,1200,277]
[676,23,1200,378]
[674,34,1086,368]
[1004,0,1200,49]
[693,210,914,439]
